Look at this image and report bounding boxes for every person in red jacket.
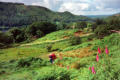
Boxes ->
[49,53,56,64]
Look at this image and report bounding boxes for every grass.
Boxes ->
[0,29,120,80]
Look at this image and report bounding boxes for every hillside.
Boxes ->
[113,13,120,17]
[106,13,120,20]
[86,15,110,19]
[0,2,90,28]
[0,29,120,80]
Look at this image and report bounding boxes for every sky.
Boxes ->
[0,0,120,15]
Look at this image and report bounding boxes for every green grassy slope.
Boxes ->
[0,29,120,80]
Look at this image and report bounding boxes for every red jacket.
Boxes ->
[49,53,56,60]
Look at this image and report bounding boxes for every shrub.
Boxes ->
[0,31,13,48]
[46,44,53,52]
[0,43,5,48]
[16,57,49,68]
[26,21,57,36]
[36,30,44,38]
[8,27,25,43]
[94,24,111,38]
[69,36,81,45]
[36,68,71,80]
[76,21,87,29]
[104,33,120,46]
[71,62,81,69]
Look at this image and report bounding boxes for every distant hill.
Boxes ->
[0,2,90,28]
[106,13,120,20]
[86,15,111,19]
[112,13,120,17]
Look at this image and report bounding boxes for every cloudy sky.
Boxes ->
[0,0,120,15]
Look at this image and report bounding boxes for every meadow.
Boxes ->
[0,29,120,80]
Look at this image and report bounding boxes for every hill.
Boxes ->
[0,29,120,80]
[86,15,111,19]
[0,2,90,28]
[106,13,120,19]
[113,13,120,17]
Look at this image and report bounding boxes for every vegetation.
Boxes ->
[0,1,120,80]
[0,31,120,80]
[0,2,90,29]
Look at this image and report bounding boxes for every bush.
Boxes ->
[91,33,120,51]
[76,21,87,29]
[46,44,53,52]
[16,57,49,68]
[104,33,120,46]
[36,30,44,38]
[8,27,25,43]
[0,31,13,48]
[26,21,57,36]
[36,68,71,80]
[0,43,5,48]
[94,24,111,38]
[69,36,81,45]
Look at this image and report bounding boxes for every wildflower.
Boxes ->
[92,66,96,74]
[96,54,99,62]
[98,47,101,54]
[67,66,69,70]
[89,67,91,70]
[105,46,109,54]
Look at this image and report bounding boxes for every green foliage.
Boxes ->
[16,57,49,68]
[46,44,53,52]
[76,21,87,29]
[63,42,92,52]
[94,24,112,38]
[0,31,13,48]
[0,28,120,80]
[8,27,26,42]
[94,18,106,25]
[91,18,106,31]
[107,17,120,30]
[0,57,49,70]
[69,36,81,45]
[56,22,67,30]
[91,33,120,50]
[34,29,78,42]
[36,30,44,38]
[103,33,120,46]
[36,68,71,80]
[0,2,90,28]
[26,21,57,39]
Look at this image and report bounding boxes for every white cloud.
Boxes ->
[0,0,21,3]
[0,0,120,15]
[32,0,50,8]
[59,2,89,15]
[58,0,120,15]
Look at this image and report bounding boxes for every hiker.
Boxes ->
[49,53,56,64]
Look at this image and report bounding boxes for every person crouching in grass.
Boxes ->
[49,53,56,64]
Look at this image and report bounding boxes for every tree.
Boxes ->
[107,18,120,30]
[94,24,111,38]
[76,21,87,29]
[69,36,81,45]
[26,21,57,37]
[0,31,13,48]
[8,27,25,42]
[94,18,106,25]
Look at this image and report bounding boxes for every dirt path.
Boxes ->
[21,33,93,47]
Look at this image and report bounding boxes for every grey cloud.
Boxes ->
[0,0,120,15]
